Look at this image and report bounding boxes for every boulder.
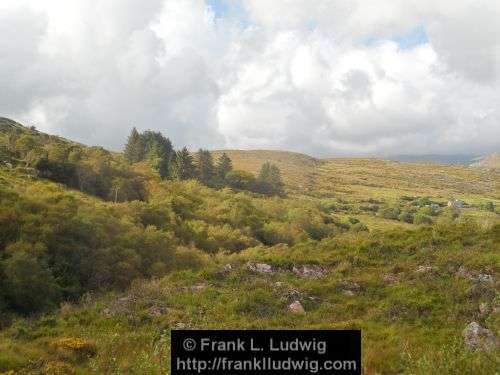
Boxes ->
[382,274,399,284]
[415,265,437,274]
[292,264,327,279]
[288,301,305,314]
[247,262,275,273]
[463,322,498,352]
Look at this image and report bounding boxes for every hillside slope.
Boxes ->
[471,153,500,169]
[212,149,320,192]
[0,119,499,374]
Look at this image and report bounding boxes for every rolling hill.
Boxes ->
[0,118,499,374]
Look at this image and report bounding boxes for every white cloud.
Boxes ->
[0,0,499,156]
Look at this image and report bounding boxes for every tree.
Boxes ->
[47,143,70,163]
[225,170,256,191]
[215,153,233,182]
[15,135,36,158]
[124,127,145,164]
[3,249,60,313]
[195,149,215,185]
[172,147,196,180]
[256,162,284,196]
[141,131,174,178]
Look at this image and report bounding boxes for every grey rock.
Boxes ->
[292,264,327,279]
[288,301,305,314]
[463,322,498,352]
[247,261,275,273]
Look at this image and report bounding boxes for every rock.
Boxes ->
[382,274,399,284]
[463,322,498,352]
[415,265,437,274]
[274,281,285,288]
[457,266,494,283]
[340,281,361,292]
[479,302,490,316]
[175,322,187,329]
[474,274,494,284]
[148,306,169,318]
[190,284,207,292]
[343,290,355,296]
[288,301,305,314]
[247,262,275,273]
[292,264,327,279]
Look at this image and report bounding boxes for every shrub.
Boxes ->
[398,211,414,223]
[350,222,368,232]
[413,213,432,225]
[378,207,401,220]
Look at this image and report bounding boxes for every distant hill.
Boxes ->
[386,154,478,165]
[470,153,500,169]
[211,149,321,191]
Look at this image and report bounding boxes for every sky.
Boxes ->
[1,0,499,157]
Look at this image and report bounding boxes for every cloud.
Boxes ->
[0,0,499,156]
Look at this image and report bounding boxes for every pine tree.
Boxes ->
[124,127,145,164]
[195,149,215,186]
[141,131,174,178]
[215,152,233,182]
[172,147,196,180]
[257,162,284,196]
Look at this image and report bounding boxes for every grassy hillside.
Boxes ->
[211,149,320,193]
[0,119,499,374]
[471,153,500,170]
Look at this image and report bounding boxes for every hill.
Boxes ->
[212,149,320,193]
[471,153,500,169]
[0,118,499,374]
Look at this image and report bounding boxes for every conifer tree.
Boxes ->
[215,152,233,181]
[141,131,174,178]
[172,147,196,180]
[257,162,284,196]
[124,127,145,164]
[195,149,215,185]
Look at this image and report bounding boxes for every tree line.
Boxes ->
[124,127,285,196]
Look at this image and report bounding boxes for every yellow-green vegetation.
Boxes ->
[0,119,499,374]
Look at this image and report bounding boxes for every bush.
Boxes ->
[379,207,401,220]
[350,222,368,232]
[398,211,414,223]
[413,213,432,225]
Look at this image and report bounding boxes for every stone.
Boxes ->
[288,301,305,314]
[191,284,207,292]
[247,262,275,273]
[415,265,437,274]
[148,306,169,318]
[479,302,490,316]
[292,264,327,279]
[463,322,498,352]
[382,274,399,284]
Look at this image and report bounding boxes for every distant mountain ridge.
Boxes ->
[387,154,480,165]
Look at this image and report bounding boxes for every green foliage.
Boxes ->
[256,162,285,196]
[413,213,433,225]
[225,170,256,191]
[481,201,495,212]
[195,149,215,185]
[2,245,60,313]
[172,147,196,180]
[215,152,233,182]
[142,130,174,178]
[398,210,414,223]
[379,206,401,220]
[124,127,145,164]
